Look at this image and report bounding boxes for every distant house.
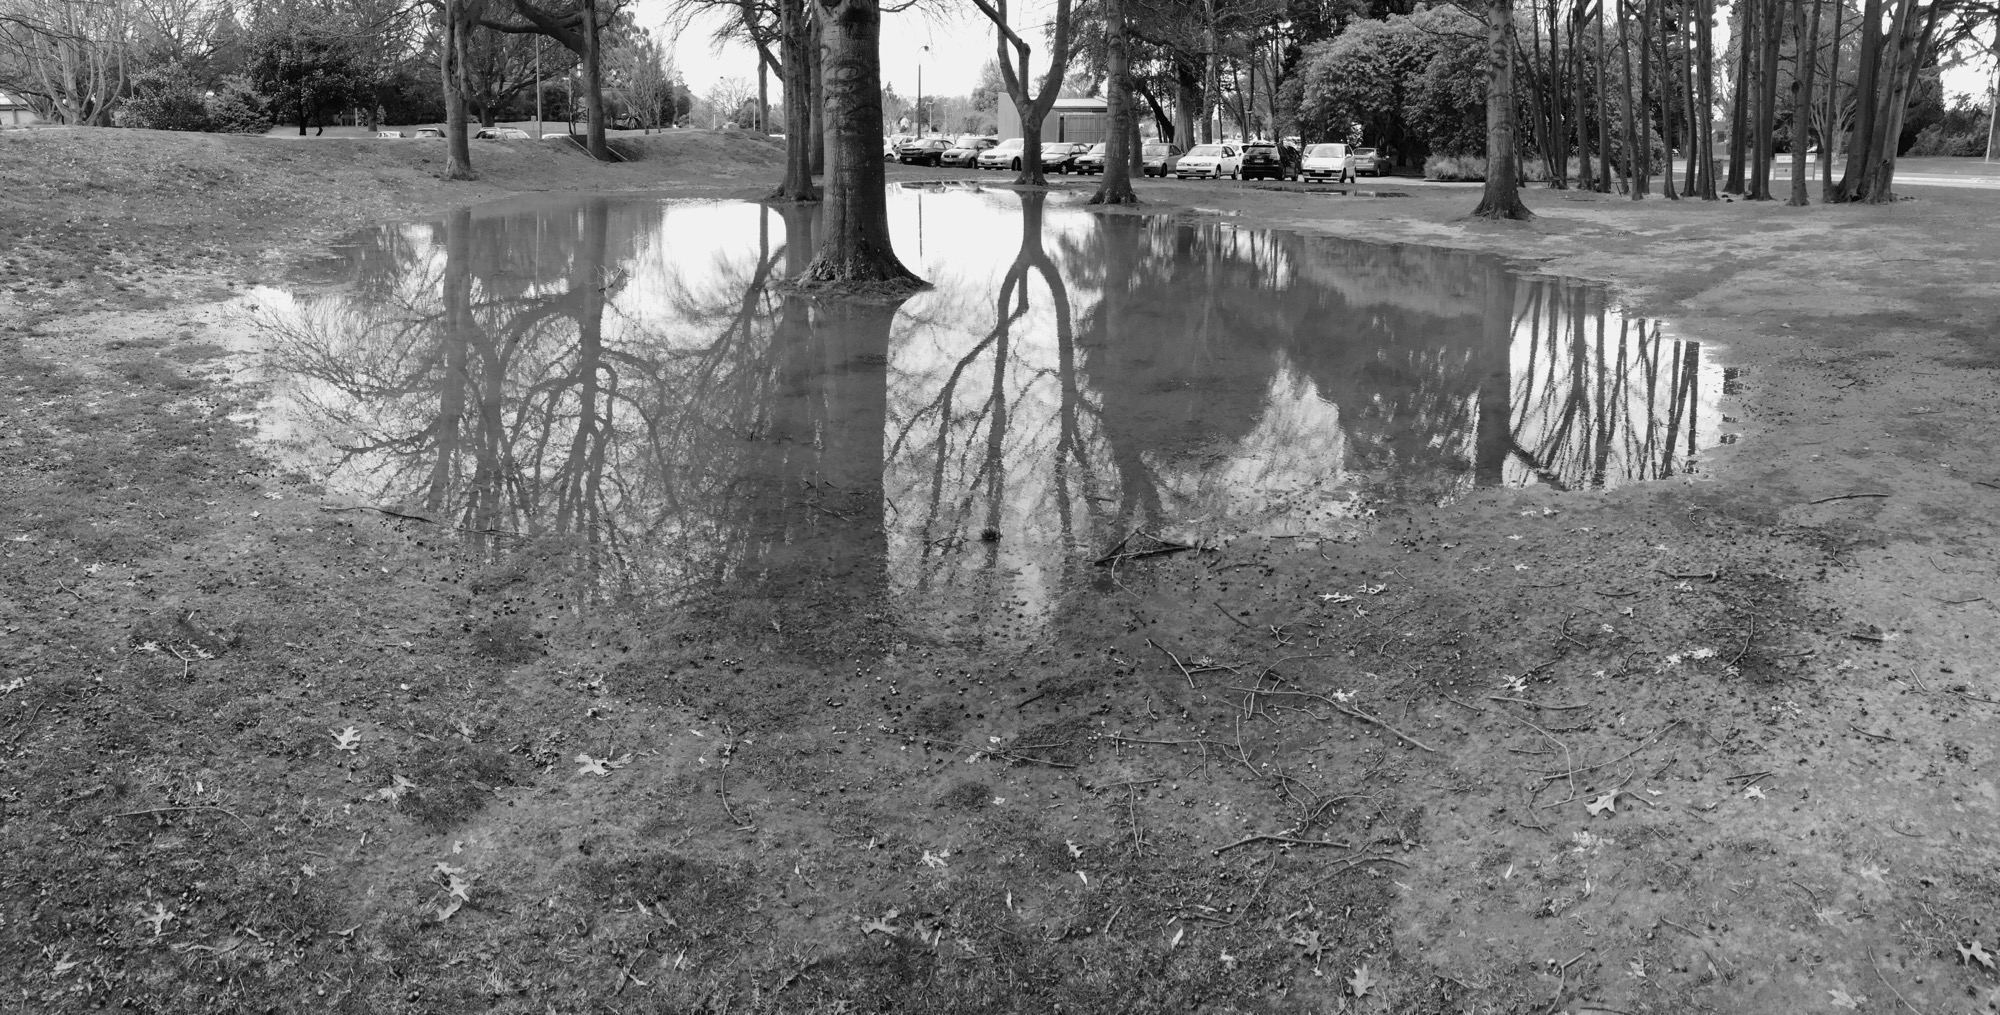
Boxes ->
[999,96,1107,145]
[0,92,38,126]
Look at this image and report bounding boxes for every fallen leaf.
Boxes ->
[1065,840,1083,859]
[1584,793,1618,817]
[331,727,361,752]
[1959,939,1996,970]
[136,902,174,937]
[920,849,950,869]
[1627,957,1647,979]
[1828,986,1864,1009]
[1743,785,1767,800]
[1288,929,1324,960]
[575,752,632,777]
[1220,949,1239,971]
[374,774,416,803]
[51,956,79,977]
[1169,926,1184,948]
[437,899,462,922]
[1814,908,1846,926]
[1857,864,1887,884]
[860,909,902,937]
[1347,963,1376,998]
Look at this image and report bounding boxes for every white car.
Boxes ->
[1301,142,1356,183]
[1175,143,1241,179]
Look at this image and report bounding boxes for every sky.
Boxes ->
[634,0,1997,108]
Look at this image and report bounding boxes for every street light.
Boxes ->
[916,45,929,136]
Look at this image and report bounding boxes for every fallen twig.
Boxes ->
[54,581,85,602]
[1487,695,1587,711]
[1213,601,1256,631]
[718,729,751,829]
[1948,688,2000,705]
[897,729,1079,768]
[1655,567,1719,582]
[1147,639,1197,689]
[1212,833,1353,856]
[108,805,250,828]
[1869,951,1926,1015]
[1809,493,1890,505]
[1333,703,1437,753]
[1848,723,1898,743]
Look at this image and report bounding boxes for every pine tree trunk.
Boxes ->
[1751,0,1783,198]
[1595,1,1613,191]
[1638,0,1654,196]
[1175,62,1199,148]
[1822,0,1841,197]
[1091,0,1140,205]
[799,0,923,289]
[809,13,826,175]
[1475,0,1536,219]
[442,0,475,180]
[1575,6,1594,192]
[1835,0,1886,200]
[1696,0,1720,198]
[1658,0,1678,199]
[773,0,820,201]
[1725,0,1751,192]
[1619,0,1640,195]
[1788,0,1819,204]
[1681,4,1698,194]
[1204,0,1219,143]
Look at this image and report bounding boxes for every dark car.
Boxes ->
[1239,141,1299,181]
[1072,142,1108,174]
[896,137,953,166]
[1039,141,1090,173]
[1141,142,1183,177]
[940,136,997,167]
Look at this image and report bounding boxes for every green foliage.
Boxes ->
[204,75,271,134]
[246,22,367,133]
[1294,6,1485,161]
[1905,96,1990,158]
[123,63,213,132]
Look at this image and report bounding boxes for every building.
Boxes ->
[998,96,1107,145]
[0,92,38,127]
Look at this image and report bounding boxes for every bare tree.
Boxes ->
[704,72,752,124]
[438,0,480,179]
[968,0,1078,186]
[0,0,136,125]
[481,0,624,160]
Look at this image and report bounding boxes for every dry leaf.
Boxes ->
[860,908,901,937]
[374,774,416,803]
[1857,864,1887,884]
[1959,939,1996,970]
[920,849,950,869]
[330,727,361,752]
[1827,986,1864,1009]
[136,902,174,937]
[1347,963,1376,998]
[575,752,632,777]
[1065,839,1083,859]
[1584,792,1618,816]
[1288,929,1324,961]
[437,898,462,922]
[1743,785,1766,800]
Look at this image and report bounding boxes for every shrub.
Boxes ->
[1906,122,1989,157]
[1424,153,1485,181]
[206,76,272,134]
[123,64,213,132]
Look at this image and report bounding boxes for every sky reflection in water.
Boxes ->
[242,186,1723,643]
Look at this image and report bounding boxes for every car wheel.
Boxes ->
[1012,159,1021,171]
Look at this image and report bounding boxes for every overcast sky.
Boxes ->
[633,1,1995,107]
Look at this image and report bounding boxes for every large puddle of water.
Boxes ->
[235,184,1724,642]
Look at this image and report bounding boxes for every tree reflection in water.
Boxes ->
[246,187,1720,644]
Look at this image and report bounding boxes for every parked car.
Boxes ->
[1175,143,1242,179]
[940,136,998,167]
[412,127,445,138]
[1039,141,1090,173]
[884,133,913,160]
[1072,143,1108,174]
[1352,147,1387,176]
[375,130,405,138]
[1239,141,1299,180]
[897,137,953,165]
[977,137,1026,170]
[1141,142,1183,176]
[1300,142,1355,183]
[475,127,533,140]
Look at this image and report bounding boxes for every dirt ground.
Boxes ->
[4,127,2000,1015]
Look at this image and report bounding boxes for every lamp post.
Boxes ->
[916,45,929,135]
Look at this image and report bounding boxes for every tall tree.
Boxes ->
[439,0,479,179]
[969,0,1079,186]
[247,16,368,135]
[797,0,921,287]
[771,0,817,199]
[1474,0,1534,218]
[1092,0,1141,204]
[1788,0,1820,203]
[482,0,622,160]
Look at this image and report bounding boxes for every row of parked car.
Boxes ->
[376,127,535,139]
[885,133,1389,181]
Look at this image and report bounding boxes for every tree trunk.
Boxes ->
[1823,0,1841,196]
[799,0,923,289]
[757,54,769,133]
[1788,0,1819,204]
[809,11,826,174]
[1751,0,1783,198]
[1575,3,1594,192]
[1204,0,1219,143]
[773,0,820,200]
[1595,0,1613,191]
[580,0,609,160]
[1638,0,1654,196]
[1865,0,1942,203]
[1696,0,1720,198]
[1175,62,1199,149]
[1834,0,1886,200]
[442,0,476,180]
[1619,0,1640,195]
[1091,0,1139,205]
[1681,1,1698,194]
[1658,0,1678,199]
[1725,0,1752,192]
[1475,0,1536,219]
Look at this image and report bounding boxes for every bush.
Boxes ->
[205,76,272,134]
[1424,153,1485,181]
[123,64,213,132]
[1906,121,1989,157]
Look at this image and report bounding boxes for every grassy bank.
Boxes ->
[6,127,2000,1015]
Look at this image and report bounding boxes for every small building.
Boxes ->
[998,96,1107,145]
[0,92,38,127]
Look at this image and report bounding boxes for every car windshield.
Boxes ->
[1358,148,1378,155]
[1087,144,1106,153]
[1307,144,1345,157]
[995,139,1022,149]
[1188,145,1223,157]
[1245,144,1275,152]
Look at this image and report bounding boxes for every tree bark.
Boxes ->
[1834,0,1886,200]
[799,0,923,289]
[1822,0,1841,196]
[1696,0,1719,198]
[1595,0,1613,190]
[1619,0,1641,196]
[1475,0,1536,219]
[1725,0,1752,192]
[1204,0,1219,143]
[442,0,476,180]
[1174,60,1199,149]
[970,0,1074,186]
[1091,0,1140,205]
[772,0,820,200]
[1638,0,1654,196]
[1751,0,1783,198]
[1575,1,1594,192]
[1657,0,1677,199]
[809,11,826,174]
[1788,0,1819,204]
[1864,0,1942,203]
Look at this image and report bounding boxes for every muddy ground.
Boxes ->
[4,127,1999,1015]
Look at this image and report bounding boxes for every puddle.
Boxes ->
[234,186,1724,642]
